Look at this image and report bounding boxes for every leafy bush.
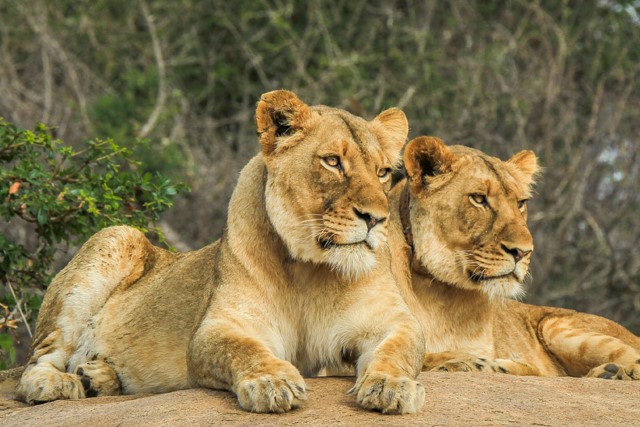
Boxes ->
[0,118,187,368]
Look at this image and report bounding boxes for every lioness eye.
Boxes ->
[377,168,391,182]
[470,194,488,207]
[518,199,528,212]
[321,156,343,172]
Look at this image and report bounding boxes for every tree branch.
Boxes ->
[138,0,168,139]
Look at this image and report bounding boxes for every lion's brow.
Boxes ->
[479,156,509,194]
[338,115,374,160]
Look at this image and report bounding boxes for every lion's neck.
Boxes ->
[225,155,290,275]
[224,155,348,284]
[410,269,496,354]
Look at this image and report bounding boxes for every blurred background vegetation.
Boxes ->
[1,0,639,365]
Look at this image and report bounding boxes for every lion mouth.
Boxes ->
[468,270,518,283]
[317,238,373,250]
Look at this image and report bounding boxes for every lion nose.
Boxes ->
[354,208,386,231]
[501,244,532,263]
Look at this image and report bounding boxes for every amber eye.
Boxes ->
[518,199,528,212]
[321,156,343,172]
[377,168,391,182]
[469,193,488,207]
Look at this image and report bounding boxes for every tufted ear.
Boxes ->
[370,108,409,166]
[256,90,313,156]
[507,150,540,189]
[403,136,457,193]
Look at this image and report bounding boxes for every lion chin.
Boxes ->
[321,244,377,280]
[474,277,525,302]
[464,268,527,301]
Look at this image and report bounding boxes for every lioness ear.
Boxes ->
[256,90,312,156]
[507,150,540,188]
[370,108,409,166]
[404,136,456,193]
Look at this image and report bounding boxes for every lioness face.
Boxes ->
[256,91,407,279]
[404,137,539,300]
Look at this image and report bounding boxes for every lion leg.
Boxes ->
[348,309,425,415]
[17,226,153,403]
[423,351,541,375]
[539,314,640,380]
[188,319,307,414]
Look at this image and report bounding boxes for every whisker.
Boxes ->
[297,214,324,220]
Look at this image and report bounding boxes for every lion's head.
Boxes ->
[402,136,539,300]
[256,90,408,279]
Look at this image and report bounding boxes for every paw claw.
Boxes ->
[353,372,424,414]
[236,363,307,413]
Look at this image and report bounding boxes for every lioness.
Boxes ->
[16,90,426,414]
[390,136,640,380]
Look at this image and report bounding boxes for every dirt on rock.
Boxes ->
[1,372,638,426]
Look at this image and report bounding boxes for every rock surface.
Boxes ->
[1,372,638,426]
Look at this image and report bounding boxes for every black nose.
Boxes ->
[354,208,386,231]
[501,244,531,263]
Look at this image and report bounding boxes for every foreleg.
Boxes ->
[347,307,426,415]
[187,318,306,413]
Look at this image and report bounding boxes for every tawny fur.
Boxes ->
[389,136,640,380]
[14,91,426,414]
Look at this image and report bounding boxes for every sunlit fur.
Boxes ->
[15,91,426,415]
[389,136,640,381]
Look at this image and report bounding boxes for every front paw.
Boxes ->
[350,371,425,415]
[235,362,307,413]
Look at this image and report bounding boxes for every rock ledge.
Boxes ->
[1,373,638,426]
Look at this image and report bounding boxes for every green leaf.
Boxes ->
[37,209,49,225]
[0,334,12,350]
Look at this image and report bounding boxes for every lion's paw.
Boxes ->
[350,371,425,415]
[75,360,121,397]
[18,366,85,404]
[490,358,515,374]
[430,357,496,373]
[235,363,307,413]
[587,362,640,380]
